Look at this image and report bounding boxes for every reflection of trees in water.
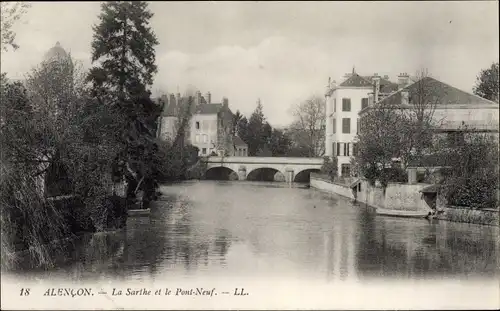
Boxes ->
[356,211,499,279]
[214,228,231,265]
[152,196,233,272]
[69,231,127,280]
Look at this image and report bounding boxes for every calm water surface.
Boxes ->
[7,181,500,283]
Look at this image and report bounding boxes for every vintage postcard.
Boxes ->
[1,1,499,310]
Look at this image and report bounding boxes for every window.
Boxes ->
[195,121,200,129]
[202,134,208,143]
[342,118,350,133]
[343,143,350,156]
[332,142,336,156]
[195,134,200,143]
[342,98,351,111]
[356,118,360,133]
[336,142,341,156]
[358,182,361,192]
[202,148,207,154]
[219,119,223,126]
[341,164,351,177]
[332,118,336,133]
[334,99,336,112]
[361,98,368,110]
[353,143,358,156]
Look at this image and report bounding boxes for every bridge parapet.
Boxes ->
[205,156,324,165]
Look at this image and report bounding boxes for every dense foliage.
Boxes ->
[439,131,499,209]
[320,156,338,180]
[473,62,499,103]
[87,1,161,204]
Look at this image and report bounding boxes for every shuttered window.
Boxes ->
[342,118,350,133]
[342,98,351,111]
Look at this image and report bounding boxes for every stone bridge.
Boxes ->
[203,156,324,182]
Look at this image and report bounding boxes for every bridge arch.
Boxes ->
[205,166,239,181]
[293,168,321,183]
[246,167,285,182]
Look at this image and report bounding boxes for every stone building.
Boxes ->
[324,68,402,177]
[156,91,247,157]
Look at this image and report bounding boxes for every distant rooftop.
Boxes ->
[43,41,69,62]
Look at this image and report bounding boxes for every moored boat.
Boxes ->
[128,208,151,217]
[375,207,431,219]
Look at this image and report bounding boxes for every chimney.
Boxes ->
[372,73,380,103]
[169,94,176,114]
[205,92,211,104]
[196,90,202,106]
[398,72,410,90]
[222,97,228,108]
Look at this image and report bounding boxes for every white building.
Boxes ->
[324,68,404,177]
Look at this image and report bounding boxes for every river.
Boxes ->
[2,181,499,309]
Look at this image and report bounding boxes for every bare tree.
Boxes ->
[356,69,442,188]
[289,95,326,157]
[398,69,443,168]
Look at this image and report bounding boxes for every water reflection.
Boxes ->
[5,181,498,284]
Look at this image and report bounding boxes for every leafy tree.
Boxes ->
[439,127,498,209]
[246,101,266,156]
[320,156,338,180]
[236,116,249,143]
[268,128,291,156]
[87,1,161,204]
[473,62,499,103]
[1,2,31,51]
[232,110,243,135]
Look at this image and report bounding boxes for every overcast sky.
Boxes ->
[1,1,498,126]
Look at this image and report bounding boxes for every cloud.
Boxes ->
[1,1,498,127]
[153,36,331,126]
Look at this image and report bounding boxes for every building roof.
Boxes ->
[375,77,498,108]
[196,103,223,114]
[233,135,247,146]
[44,42,69,62]
[362,76,399,94]
[339,73,373,88]
[360,77,499,116]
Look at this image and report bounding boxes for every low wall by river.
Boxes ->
[310,174,499,226]
[310,174,431,212]
[309,177,354,199]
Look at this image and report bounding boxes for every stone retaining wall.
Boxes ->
[310,175,499,226]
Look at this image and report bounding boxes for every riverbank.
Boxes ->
[1,194,129,270]
[310,174,499,226]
